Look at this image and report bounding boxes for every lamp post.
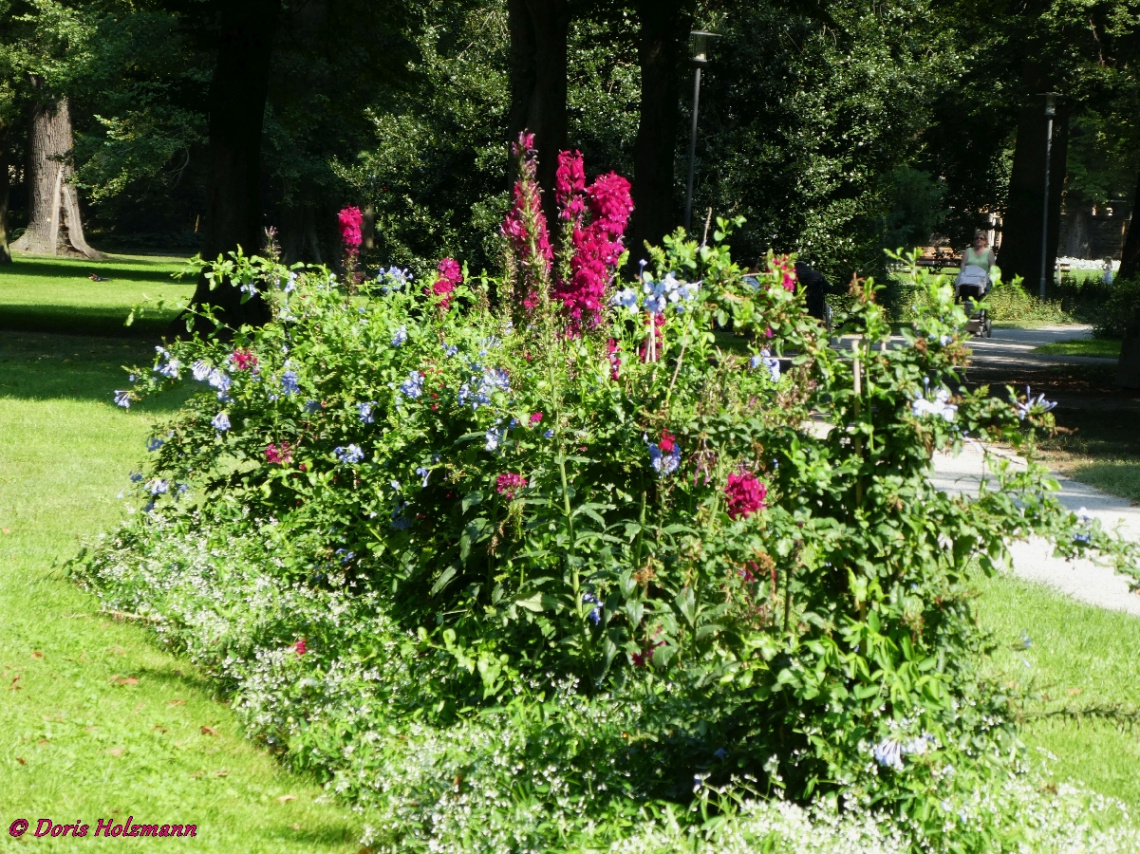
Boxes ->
[684,31,719,234]
[1039,92,1058,299]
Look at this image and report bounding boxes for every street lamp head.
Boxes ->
[1042,92,1059,117]
[690,31,720,66]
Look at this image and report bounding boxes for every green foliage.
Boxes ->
[70,214,1140,850]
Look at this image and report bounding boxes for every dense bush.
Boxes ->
[74,150,1138,851]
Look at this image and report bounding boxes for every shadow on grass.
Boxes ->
[5,255,194,283]
[0,304,187,339]
[0,331,194,411]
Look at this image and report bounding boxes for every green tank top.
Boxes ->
[965,247,992,270]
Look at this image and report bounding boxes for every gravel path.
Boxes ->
[931,440,1140,617]
[930,324,1139,617]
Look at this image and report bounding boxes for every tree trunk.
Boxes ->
[1117,168,1140,281]
[0,124,10,264]
[627,0,693,261]
[1061,195,1090,259]
[997,88,1068,291]
[507,0,570,229]
[9,82,103,259]
[189,0,282,330]
[1116,170,1140,388]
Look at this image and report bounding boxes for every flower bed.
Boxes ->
[74,143,1138,851]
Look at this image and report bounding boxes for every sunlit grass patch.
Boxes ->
[0,331,362,852]
[1033,338,1122,358]
[0,254,194,337]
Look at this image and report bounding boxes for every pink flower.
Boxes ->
[429,258,463,310]
[586,172,634,238]
[293,637,307,656]
[231,348,258,371]
[556,150,586,223]
[659,431,676,454]
[607,338,621,380]
[632,640,664,667]
[725,472,768,520]
[529,412,543,425]
[265,442,293,465]
[337,207,363,249]
[496,472,528,499]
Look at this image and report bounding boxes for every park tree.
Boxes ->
[2,0,103,259]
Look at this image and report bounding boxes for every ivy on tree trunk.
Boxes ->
[1116,169,1140,388]
[10,79,103,260]
[189,0,283,330]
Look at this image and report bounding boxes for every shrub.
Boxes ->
[74,146,1139,851]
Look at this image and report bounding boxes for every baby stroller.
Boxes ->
[954,265,992,338]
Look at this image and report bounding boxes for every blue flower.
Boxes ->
[211,412,231,432]
[192,360,211,382]
[129,471,144,483]
[284,272,297,293]
[281,370,300,395]
[358,402,376,424]
[611,288,639,313]
[113,390,131,408]
[240,281,258,297]
[156,358,181,379]
[335,444,365,464]
[544,429,554,439]
[378,266,411,292]
[146,478,169,496]
[485,425,507,452]
[391,326,408,347]
[304,400,321,414]
[399,371,424,400]
[872,739,905,771]
[443,342,459,357]
[647,439,681,477]
[147,437,164,452]
[582,592,602,625]
[1015,386,1058,421]
[415,466,431,488]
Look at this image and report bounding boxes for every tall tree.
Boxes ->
[10,79,102,257]
[626,0,693,257]
[187,0,282,329]
[507,0,571,226]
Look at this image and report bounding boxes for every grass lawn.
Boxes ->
[1033,338,1123,358]
[976,572,1140,808]
[0,253,194,338]
[0,330,362,852]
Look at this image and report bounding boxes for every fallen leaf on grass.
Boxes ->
[152,725,167,734]
[85,726,99,733]
[112,676,139,686]
[291,824,302,831]
[2,528,10,535]
[168,699,186,706]
[37,740,50,746]
[15,757,26,765]
[108,747,125,757]
[200,725,218,737]
[214,770,229,777]
[8,675,21,690]
[1069,688,1084,696]
[276,794,297,804]
[31,651,43,659]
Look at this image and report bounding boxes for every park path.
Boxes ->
[930,324,1140,617]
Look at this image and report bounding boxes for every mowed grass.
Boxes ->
[0,331,362,852]
[0,253,194,337]
[976,572,1140,808]
[1033,338,1123,358]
